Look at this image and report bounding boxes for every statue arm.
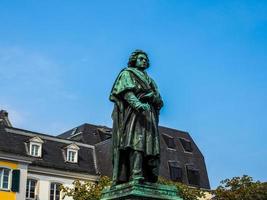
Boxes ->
[149,79,163,110]
[153,93,163,110]
[124,91,150,111]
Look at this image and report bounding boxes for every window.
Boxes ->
[168,162,182,182]
[162,134,176,149]
[186,165,200,186]
[99,132,112,141]
[28,136,44,157]
[50,182,61,200]
[31,144,40,156]
[97,128,112,141]
[26,179,37,199]
[0,167,11,189]
[179,138,193,152]
[67,150,77,162]
[70,128,78,136]
[64,143,79,163]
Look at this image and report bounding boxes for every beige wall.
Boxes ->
[27,172,75,200]
[16,163,28,200]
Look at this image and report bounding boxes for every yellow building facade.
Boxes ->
[0,160,18,200]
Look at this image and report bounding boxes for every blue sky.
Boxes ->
[0,0,266,188]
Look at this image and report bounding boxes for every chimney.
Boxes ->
[0,110,12,127]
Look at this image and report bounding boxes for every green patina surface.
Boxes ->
[101,180,183,200]
[109,50,163,184]
[103,50,183,199]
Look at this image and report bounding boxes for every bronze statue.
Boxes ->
[109,50,163,185]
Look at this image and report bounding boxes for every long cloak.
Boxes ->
[109,67,162,182]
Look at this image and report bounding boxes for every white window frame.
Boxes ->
[64,143,80,163]
[30,143,41,157]
[0,167,12,190]
[50,182,62,200]
[67,149,78,163]
[28,137,44,157]
[26,178,37,200]
[30,142,42,157]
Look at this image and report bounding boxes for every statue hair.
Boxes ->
[127,49,150,68]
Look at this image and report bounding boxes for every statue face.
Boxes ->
[135,54,148,69]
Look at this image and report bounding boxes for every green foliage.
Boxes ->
[62,176,206,200]
[158,177,206,200]
[61,174,267,200]
[212,175,267,200]
[61,176,111,200]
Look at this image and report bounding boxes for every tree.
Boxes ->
[213,175,267,200]
[61,176,111,200]
[62,176,205,200]
[158,177,206,200]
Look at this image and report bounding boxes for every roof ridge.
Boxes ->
[159,125,188,134]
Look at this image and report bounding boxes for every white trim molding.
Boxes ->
[64,143,80,163]
[28,136,44,157]
[0,151,33,164]
[28,166,98,181]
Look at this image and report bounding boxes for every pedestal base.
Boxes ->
[100,180,183,200]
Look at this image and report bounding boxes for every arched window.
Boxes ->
[50,182,62,200]
[26,179,37,200]
[0,167,11,190]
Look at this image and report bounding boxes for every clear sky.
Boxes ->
[0,0,266,188]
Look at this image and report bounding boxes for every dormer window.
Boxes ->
[31,144,40,156]
[28,136,44,157]
[186,165,200,186]
[67,150,77,162]
[71,128,78,136]
[179,138,193,152]
[98,128,112,141]
[168,161,182,182]
[162,133,176,149]
[64,143,79,163]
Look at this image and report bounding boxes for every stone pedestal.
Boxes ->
[100,180,183,200]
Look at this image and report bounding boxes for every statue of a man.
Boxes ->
[109,50,163,185]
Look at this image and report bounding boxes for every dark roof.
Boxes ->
[159,126,202,157]
[0,122,210,188]
[0,126,97,175]
[58,124,202,155]
[58,123,112,145]
[92,125,210,189]
[58,123,100,139]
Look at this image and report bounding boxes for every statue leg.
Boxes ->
[144,156,160,183]
[129,150,144,181]
[112,148,120,185]
[112,149,131,185]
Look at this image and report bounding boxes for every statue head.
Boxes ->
[128,49,150,69]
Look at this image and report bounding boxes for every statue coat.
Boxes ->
[109,67,163,182]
